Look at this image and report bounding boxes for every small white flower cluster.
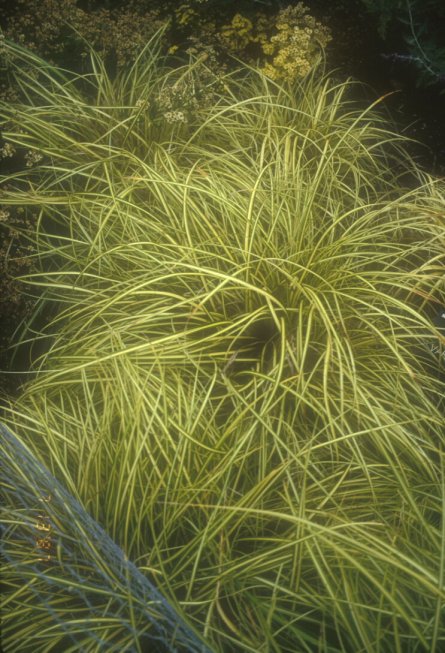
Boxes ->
[163,110,187,124]
[155,71,219,125]
[24,150,43,167]
[135,98,150,111]
[0,208,10,223]
[156,80,198,124]
[0,142,16,159]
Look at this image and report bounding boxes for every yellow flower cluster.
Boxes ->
[219,13,255,51]
[173,3,331,84]
[260,4,332,82]
[175,3,198,27]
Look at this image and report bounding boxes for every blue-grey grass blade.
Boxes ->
[0,423,213,653]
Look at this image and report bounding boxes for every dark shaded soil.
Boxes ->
[309,0,445,175]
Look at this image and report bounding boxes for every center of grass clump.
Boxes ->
[224,314,281,377]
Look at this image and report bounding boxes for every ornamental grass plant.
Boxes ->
[1,32,445,652]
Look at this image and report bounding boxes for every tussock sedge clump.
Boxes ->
[1,34,445,652]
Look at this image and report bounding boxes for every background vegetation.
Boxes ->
[359,0,445,90]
